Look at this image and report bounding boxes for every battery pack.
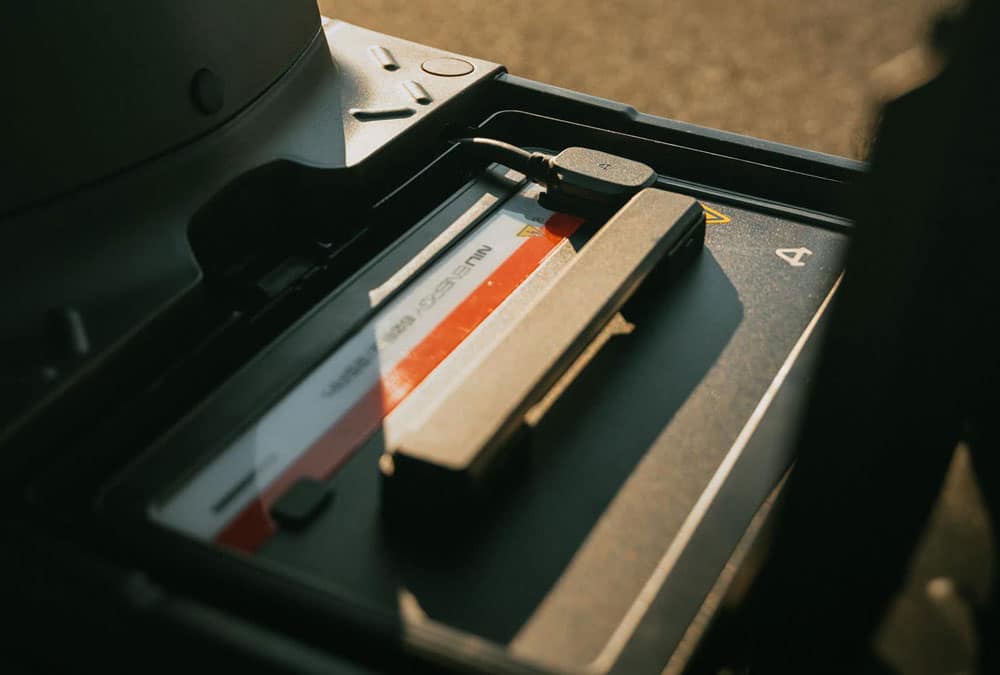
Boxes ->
[382,188,704,516]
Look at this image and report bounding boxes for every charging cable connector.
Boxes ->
[453,137,657,214]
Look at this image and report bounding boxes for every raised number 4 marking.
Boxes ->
[776,247,813,267]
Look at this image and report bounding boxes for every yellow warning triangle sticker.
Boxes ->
[517,224,543,237]
[701,204,731,224]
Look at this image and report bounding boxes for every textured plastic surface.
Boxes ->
[551,147,656,193]
[326,20,500,166]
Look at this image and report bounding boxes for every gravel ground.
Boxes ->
[320,0,955,159]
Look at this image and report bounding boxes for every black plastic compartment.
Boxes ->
[27,72,863,675]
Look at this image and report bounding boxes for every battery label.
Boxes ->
[152,184,582,552]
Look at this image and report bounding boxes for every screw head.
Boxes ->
[421,57,474,77]
[191,68,224,115]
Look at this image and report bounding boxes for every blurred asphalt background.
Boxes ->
[321,2,990,672]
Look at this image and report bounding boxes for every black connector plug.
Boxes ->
[542,146,657,208]
[453,138,657,215]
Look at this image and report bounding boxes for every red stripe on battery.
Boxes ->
[215,212,582,552]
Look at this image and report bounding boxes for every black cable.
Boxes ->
[451,136,658,213]
[452,137,552,182]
